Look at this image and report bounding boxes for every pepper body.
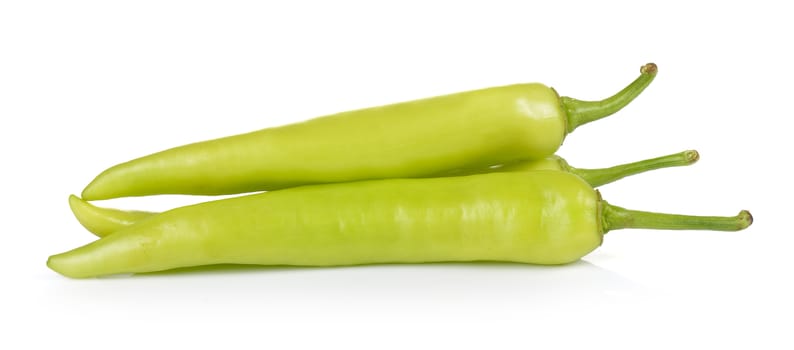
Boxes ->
[82,85,566,200]
[70,157,569,237]
[71,150,701,238]
[51,171,603,278]
[81,64,658,200]
[495,157,565,173]
[443,156,568,176]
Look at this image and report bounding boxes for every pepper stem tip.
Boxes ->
[737,210,753,230]
[641,63,658,75]
[684,150,700,164]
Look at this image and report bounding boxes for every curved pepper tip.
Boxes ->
[46,254,66,278]
[67,194,88,227]
[68,194,80,206]
[67,194,110,238]
[47,251,89,279]
[80,185,97,201]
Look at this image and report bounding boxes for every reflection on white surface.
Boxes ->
[42,259,646,317]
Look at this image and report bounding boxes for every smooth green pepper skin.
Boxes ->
[52,172,604,278]
[81,64,657,200]
[69,150,699,237]
[82,85,565,200]
[51,169,751,279]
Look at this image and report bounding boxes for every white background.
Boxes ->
[1,1,791,349]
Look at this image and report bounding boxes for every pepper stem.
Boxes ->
[568,150,699,187]
[601,201,753,234]
[561,63,658,133]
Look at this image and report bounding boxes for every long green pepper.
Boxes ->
[50,171,751,278]
[81,64,657,200]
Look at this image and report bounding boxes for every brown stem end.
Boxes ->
[641,62,658,75]
[737,210,754,230]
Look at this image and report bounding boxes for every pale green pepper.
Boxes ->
[49,171,751,278]
[81,64,657,200]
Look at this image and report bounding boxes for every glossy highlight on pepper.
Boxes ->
[81,64,657,200]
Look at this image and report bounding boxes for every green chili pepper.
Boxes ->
[68,150,698,238]
[80,64,657,200]
[49,170,751,278]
